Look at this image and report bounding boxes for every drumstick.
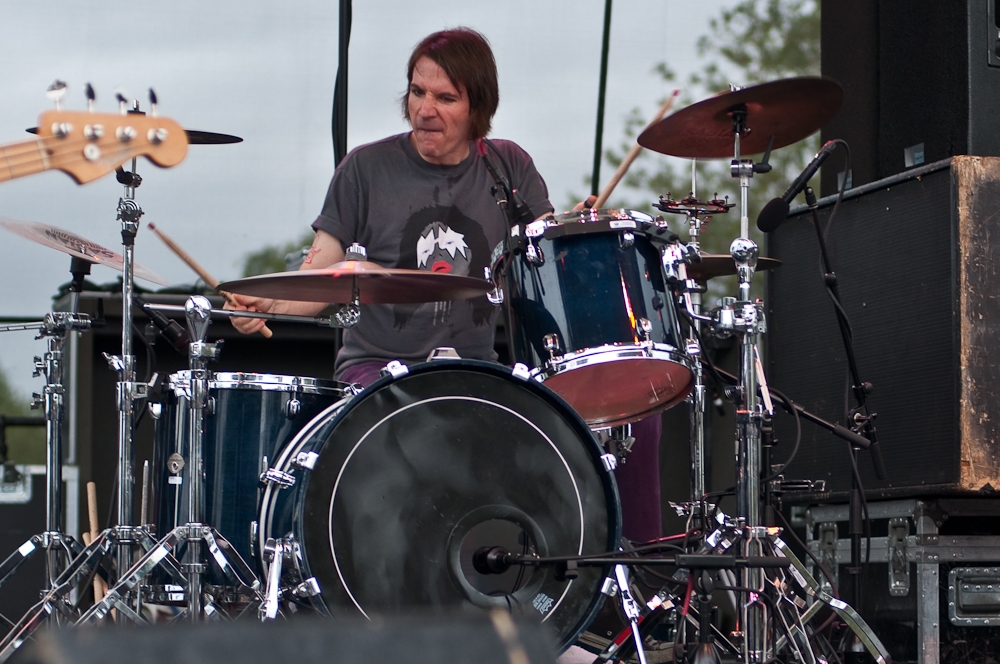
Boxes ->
[85,482,110,610]
[594,89,680,209]
[146,222,273,338]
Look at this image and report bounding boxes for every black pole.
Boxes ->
[590,0,613,197]
[332,0,352,167]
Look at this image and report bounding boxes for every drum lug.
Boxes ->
[284,398,301,419]
[511,363,532,381]
[427,347,461,361]
[205,396,216,417]
[293,451,319,471]
[635,318,652,342]
[260,468,296,489]
[601,576,618,597]
[525,242,544,266]
[600,453,618,472]
[619,231,635,249]
[147,402,162,420]
[542,333,563,361]
[383,360,409,378]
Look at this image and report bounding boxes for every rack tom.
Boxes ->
[490,209,694,427]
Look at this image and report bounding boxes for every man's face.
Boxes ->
[407,56,473,165]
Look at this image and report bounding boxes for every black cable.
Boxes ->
[761,385,802,483]
[821,140,852,244]
[483,137,519,191]
[714,585,799,648]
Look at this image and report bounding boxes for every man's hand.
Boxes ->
[225,228,346,335]
[224,293,275,335]
[572,195,598,211]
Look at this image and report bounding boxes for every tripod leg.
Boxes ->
[771,536,890,664]
[0,532,114,663]
[204,529,260,591]
[0,537,41,590]
[77,529,182,625]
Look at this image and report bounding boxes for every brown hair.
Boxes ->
[401,28,499,140]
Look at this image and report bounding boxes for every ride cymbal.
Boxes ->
[218,261,493,304]
[638,77,844,159]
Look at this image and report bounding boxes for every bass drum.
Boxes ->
[257,360,621,650]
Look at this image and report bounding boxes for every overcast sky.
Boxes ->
[0,0,737,397]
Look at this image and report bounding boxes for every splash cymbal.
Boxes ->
[0,218,169,285]
[638,77,843,159]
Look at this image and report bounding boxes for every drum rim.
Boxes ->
[489,208,669,274]
[260,359,622,652]
[166,370,353,395]
[533,343,695,426]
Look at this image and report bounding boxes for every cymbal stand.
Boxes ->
[106,148,147,621]
[0,258,93,607]
[726,107,774,663]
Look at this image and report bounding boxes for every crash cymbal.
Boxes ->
[687,253,781,281]
[26,126,242,145]
[0,218,169,285]
[218,261,493,304]
[638,77,843,159]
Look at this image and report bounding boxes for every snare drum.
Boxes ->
[150,372,355,570]
[257,360,620,651]
[491,209,694,427]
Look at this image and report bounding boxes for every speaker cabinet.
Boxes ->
[821,0,1000,194]
[766,156,1000,499]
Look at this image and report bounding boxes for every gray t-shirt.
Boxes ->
[312,133,552,377]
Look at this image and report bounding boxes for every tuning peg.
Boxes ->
[148,88,158,117]
[115,90,128,115]
[85,83,95,112]
[46,80,68,110]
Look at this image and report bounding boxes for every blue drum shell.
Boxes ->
[151,372,351,573]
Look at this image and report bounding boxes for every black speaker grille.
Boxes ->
[766,164,959,496]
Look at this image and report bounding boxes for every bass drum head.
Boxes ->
[295,360,620,650]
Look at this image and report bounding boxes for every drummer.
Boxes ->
[226,27,662,544]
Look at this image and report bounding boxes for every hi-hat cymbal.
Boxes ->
[26,126,242,145]
[638,77,844,159]
[687,254,782,281]
[0,218,169,285]
[218,260,493,304]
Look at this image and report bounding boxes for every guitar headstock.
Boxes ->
[34,109,188,184]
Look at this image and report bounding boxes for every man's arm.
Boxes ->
[226,229,346,334]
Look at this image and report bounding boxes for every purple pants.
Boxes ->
[338,360,663,543]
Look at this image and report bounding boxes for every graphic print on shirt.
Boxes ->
[393,205,491,330]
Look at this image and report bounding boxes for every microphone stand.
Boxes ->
[803,185,885,612]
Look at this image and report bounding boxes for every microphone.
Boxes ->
[133,293,191,354]
[756,140,839,233]
[479,139,535,226]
